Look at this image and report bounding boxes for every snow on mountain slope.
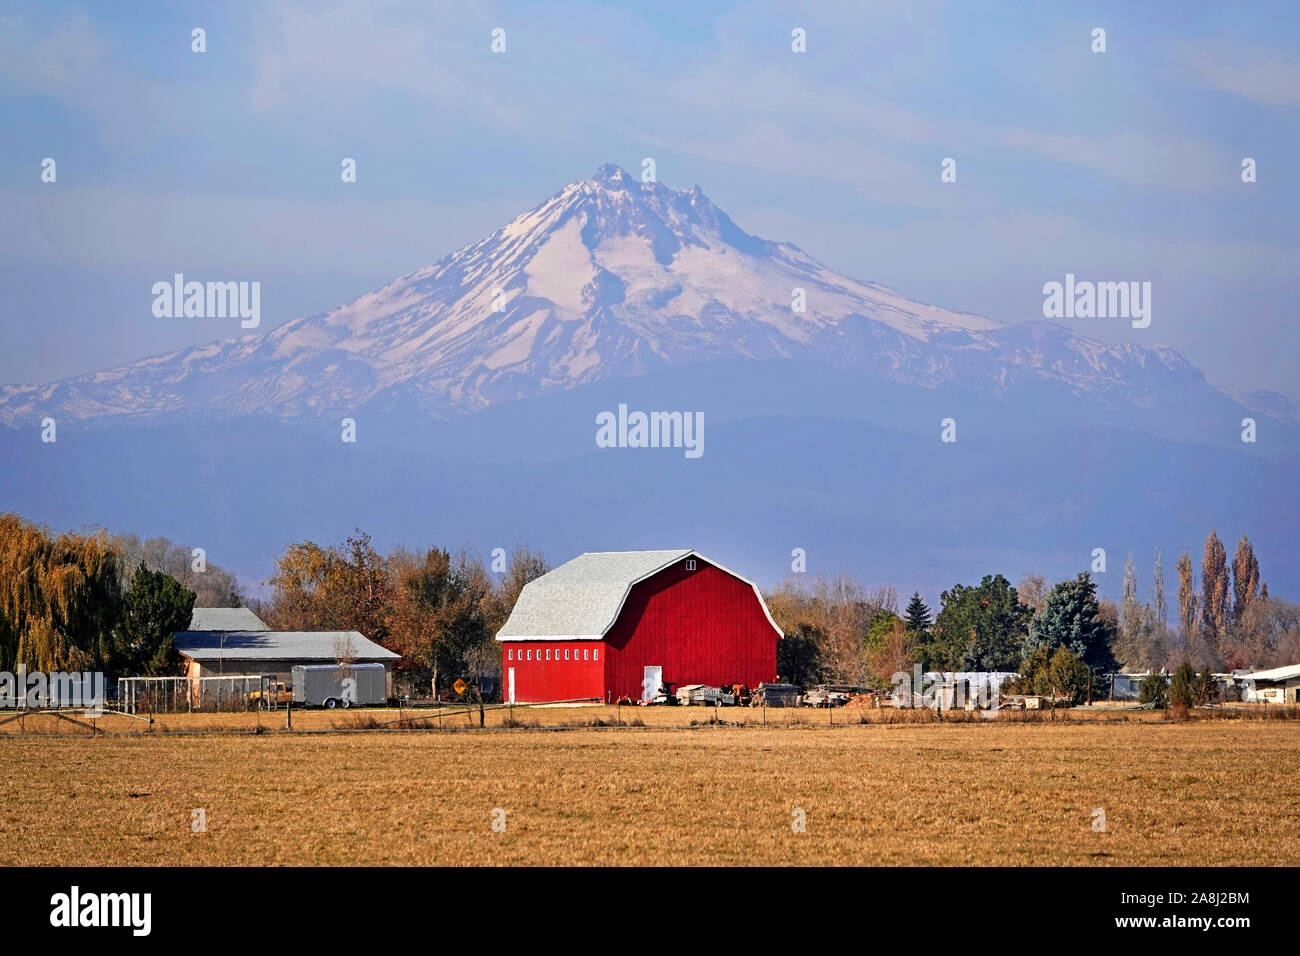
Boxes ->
[0,164,1251,426]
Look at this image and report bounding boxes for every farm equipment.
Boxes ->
[675,684,735,706]
[754,683,798,707]
[802,686,850,708]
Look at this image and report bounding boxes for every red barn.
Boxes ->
[496,550,782,704]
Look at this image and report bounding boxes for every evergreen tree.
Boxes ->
[904,592,932,635]
[1022,573,1118,676]
[117,563,196,676]
[1048,645,1091,704]
[1168,661,1199,709]
[929,574,1032,672]
[1139,673,1168,707]
[777,622,824,687]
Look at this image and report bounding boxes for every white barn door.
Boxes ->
[507,667,516,704]
[642,665,663,702]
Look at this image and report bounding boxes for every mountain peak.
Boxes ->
[590,162,635,187]
[8,166,1186,430]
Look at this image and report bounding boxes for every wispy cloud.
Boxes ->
[1190,42,1300,107]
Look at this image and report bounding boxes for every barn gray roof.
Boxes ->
[496,549,781,641]
[188,607,269,631]
[174,630,399,661]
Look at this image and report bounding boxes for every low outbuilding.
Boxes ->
[1239,663,1300,703]
[174,628,399,694]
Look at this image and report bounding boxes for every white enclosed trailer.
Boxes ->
[291,663,387,708]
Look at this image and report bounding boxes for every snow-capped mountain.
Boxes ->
[0,164,1272,426]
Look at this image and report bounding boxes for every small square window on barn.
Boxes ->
[686,559,696,570]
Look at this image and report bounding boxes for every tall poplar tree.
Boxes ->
[1201,531,1229,653]
[1176,550,1198,654]
[1231,535,1260,625]
[1151,548,1167,640]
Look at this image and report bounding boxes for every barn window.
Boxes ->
[527,650,532,661]
[594,648,600,661]
[686,559,696,571]
[583,649,588,661]
[507,649,513,661]
[546,649,552,661]
[565,649,570,660]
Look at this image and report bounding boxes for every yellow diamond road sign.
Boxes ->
[453,679,468,695]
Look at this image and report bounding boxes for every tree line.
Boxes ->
[768,571,1117,702]
[1112,531,1297,671]
[768,529,1299,702]
[257,530,548,698]
[0,514,201,676]
[5,509,1295,699]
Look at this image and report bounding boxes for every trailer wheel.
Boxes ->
[341,698,352,709]
[323,698,337,709]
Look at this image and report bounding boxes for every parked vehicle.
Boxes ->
[802,687,850,708]
[675,684,736,706]
[291,663,387,708]
[247,681,292,709]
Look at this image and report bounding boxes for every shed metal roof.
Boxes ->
[188,607,269,631]
[174,630,399,661]
[495,549,782,641]
[1241,663,1300,683]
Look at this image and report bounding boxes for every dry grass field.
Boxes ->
[3,717,1297,865]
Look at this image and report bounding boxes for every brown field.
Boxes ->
[3,715,1298,866]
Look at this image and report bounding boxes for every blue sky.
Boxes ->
[2,0,1297,394]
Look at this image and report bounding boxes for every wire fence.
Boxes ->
[118,675,277,714]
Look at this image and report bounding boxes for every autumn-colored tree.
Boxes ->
[0,514,124,673]
[1201,531,1230,658]
[1175,550,1198,657]
[1016,573,1049,615]
[265,540,348,630]
[868,619,918,686]
[1231,535,1260,627]
[385,547,495,698]
[339,530,391,645]
[494,547,550,630]
[766,574,898,685]
[264,530,390,641]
